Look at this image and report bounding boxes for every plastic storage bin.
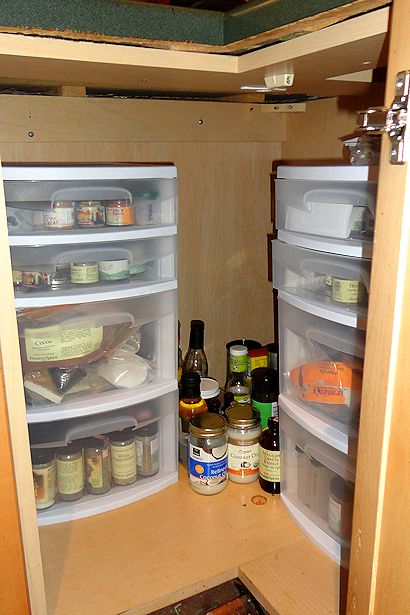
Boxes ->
[4,165,177,235]
[279,397,356,564]
[275,165,377,241]
[11,234,177,307]
[278,291,365,432]
[272,239,370,328]
[20,289,177,421]
[29,388,178,525]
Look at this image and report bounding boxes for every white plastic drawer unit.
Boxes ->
[278,291,365,433]
[275,165,378,241]
[19,290,177,422]
[29,389,178,525]
[4,165,177,235]
[272,240,371,329]
[279,397,356,565]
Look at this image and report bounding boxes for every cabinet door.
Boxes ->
[0,162,47,613]
[347,0,410,613]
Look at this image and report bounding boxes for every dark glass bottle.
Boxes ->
[178,320,183,382]
[182,320,208,377]
[258,417,280,494]
[251,366,279,429]
[179,371,207,433]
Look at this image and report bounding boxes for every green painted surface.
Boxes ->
[0,0,373,46]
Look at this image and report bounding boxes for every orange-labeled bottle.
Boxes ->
[179,371,207,433]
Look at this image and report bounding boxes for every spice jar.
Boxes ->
[99,259,130,282]
[188,412,228,496]
[70,262,99,285]
[226,404,261,484]
[85,436,111,495]
[76,200,105,228]
[12,270,23,289]
[135,423,160,477]
[31,448,57,510]
[106,199,134,226]
[328,475,354,538]
[44,201,75,230]
[331,277,366,304]
[109,429,137,486]
[56,441,85,502]
[22,268,53,291]
[51,264,70,291]
[200,377,221,414]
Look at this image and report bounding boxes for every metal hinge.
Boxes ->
[357,70,409,165]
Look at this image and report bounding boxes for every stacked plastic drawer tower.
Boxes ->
[273,165,376,565]
[6,165,179,525]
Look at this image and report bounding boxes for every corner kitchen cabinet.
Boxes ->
[0,1,409,614]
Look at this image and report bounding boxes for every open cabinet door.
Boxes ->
[347,0,410,613]
[0,161,47,614]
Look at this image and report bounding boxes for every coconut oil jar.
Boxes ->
[226,404,261,484]
[188,413,228,495]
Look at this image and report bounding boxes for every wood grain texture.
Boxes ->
[0,162,47,614]
[39,468,302,615]
[0,96,280,393]
[347,1,410,613]
[0,355,30,615]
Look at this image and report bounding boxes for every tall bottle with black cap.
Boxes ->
[251,367,279,429]
[179,371,207,434]
[182,319,208,377]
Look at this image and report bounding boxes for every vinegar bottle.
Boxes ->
[182,320,208,377]
[179,371,207,433]
[258,417,280,494]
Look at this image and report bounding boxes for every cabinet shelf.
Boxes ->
[15,279,177,308]
[27,378,178,423]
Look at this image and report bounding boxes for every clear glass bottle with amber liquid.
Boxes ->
[258,417,280,494]
[182,320,208,377]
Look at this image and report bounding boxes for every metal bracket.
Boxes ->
[357,70,409,164]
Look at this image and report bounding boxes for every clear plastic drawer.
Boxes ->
[279,399,355,563]
[19,289,177,421]
[278,293,365,431]
[272,240,370,327]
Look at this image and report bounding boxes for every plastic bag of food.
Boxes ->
[96,345,155,389]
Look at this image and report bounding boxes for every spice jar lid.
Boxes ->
[31,448,55,465]
[330,475,354,500]
[229,344,247,357]
[189,412,227,438]
[135,422,158,437]
[57,441,83,456]
[225,403,261,428]
[109,428,135,443]
[85,435,109,450]
[200,377,220,399]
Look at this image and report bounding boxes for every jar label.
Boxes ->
[188,443,227,488]
[229,354,247,373]
[106,205,134,226]
[57,456,84,495]
[86,453,104,489]
[228,442,259,476]
[99,259,130,281]
[12,270,23,285]
[25,324,103,362]
[44,207,74,228]
[252,400,278,429]
[70,263,99,284]
[136,437,160,473]
[332,278,365,304]
[33,463,56,510]
[76,204,105,226]
[328,496,342,535]
[111,442,137,481]
[258,447,280,482]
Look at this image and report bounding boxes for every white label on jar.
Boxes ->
[228,442,259,477]
[332,278,365,304]
[258,447,280,482]
[57,457,84,495]
[33,464,56,509]
[99,259,130,281]
[328,496,342,535]
[25,324,103,362]
[44,207,74,228]
[111,442,136,481]
[70,263,99,284]
[188,443,227,491]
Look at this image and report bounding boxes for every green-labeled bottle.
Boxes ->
[251,367,278,429]
[225,345,251,404]
[258,417,280,494]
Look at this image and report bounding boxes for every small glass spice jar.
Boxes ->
[106,199,134,226]
[85,436,111,495]
[226,404,261,484]
[70,262,99,285]
[328,475,355,539]
[135,422,160,477]
[76,200,105,228]
[332,277,366,304]
[109,428,137,486]
[31,448,57,510]
[56,441,85,502]
[188,413,228,496]
[44,201,75,230]
[200,377,221,414]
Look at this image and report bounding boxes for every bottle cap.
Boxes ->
[181,371,201,397]
[189,412,227,438]
[226,404,261,429]
[135,422,158,437]
[200,377,220,399]
[229,344,247,356]
[31,448,55,465]
[226,339,262,352]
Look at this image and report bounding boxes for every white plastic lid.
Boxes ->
[200,377,220,399]
[276,165,376,181]
[229,345,247,356]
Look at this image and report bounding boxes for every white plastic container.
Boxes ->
[279,397,356,564]
[278,291,365,430]
[275,165,377,241]
[272,239,370,328]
